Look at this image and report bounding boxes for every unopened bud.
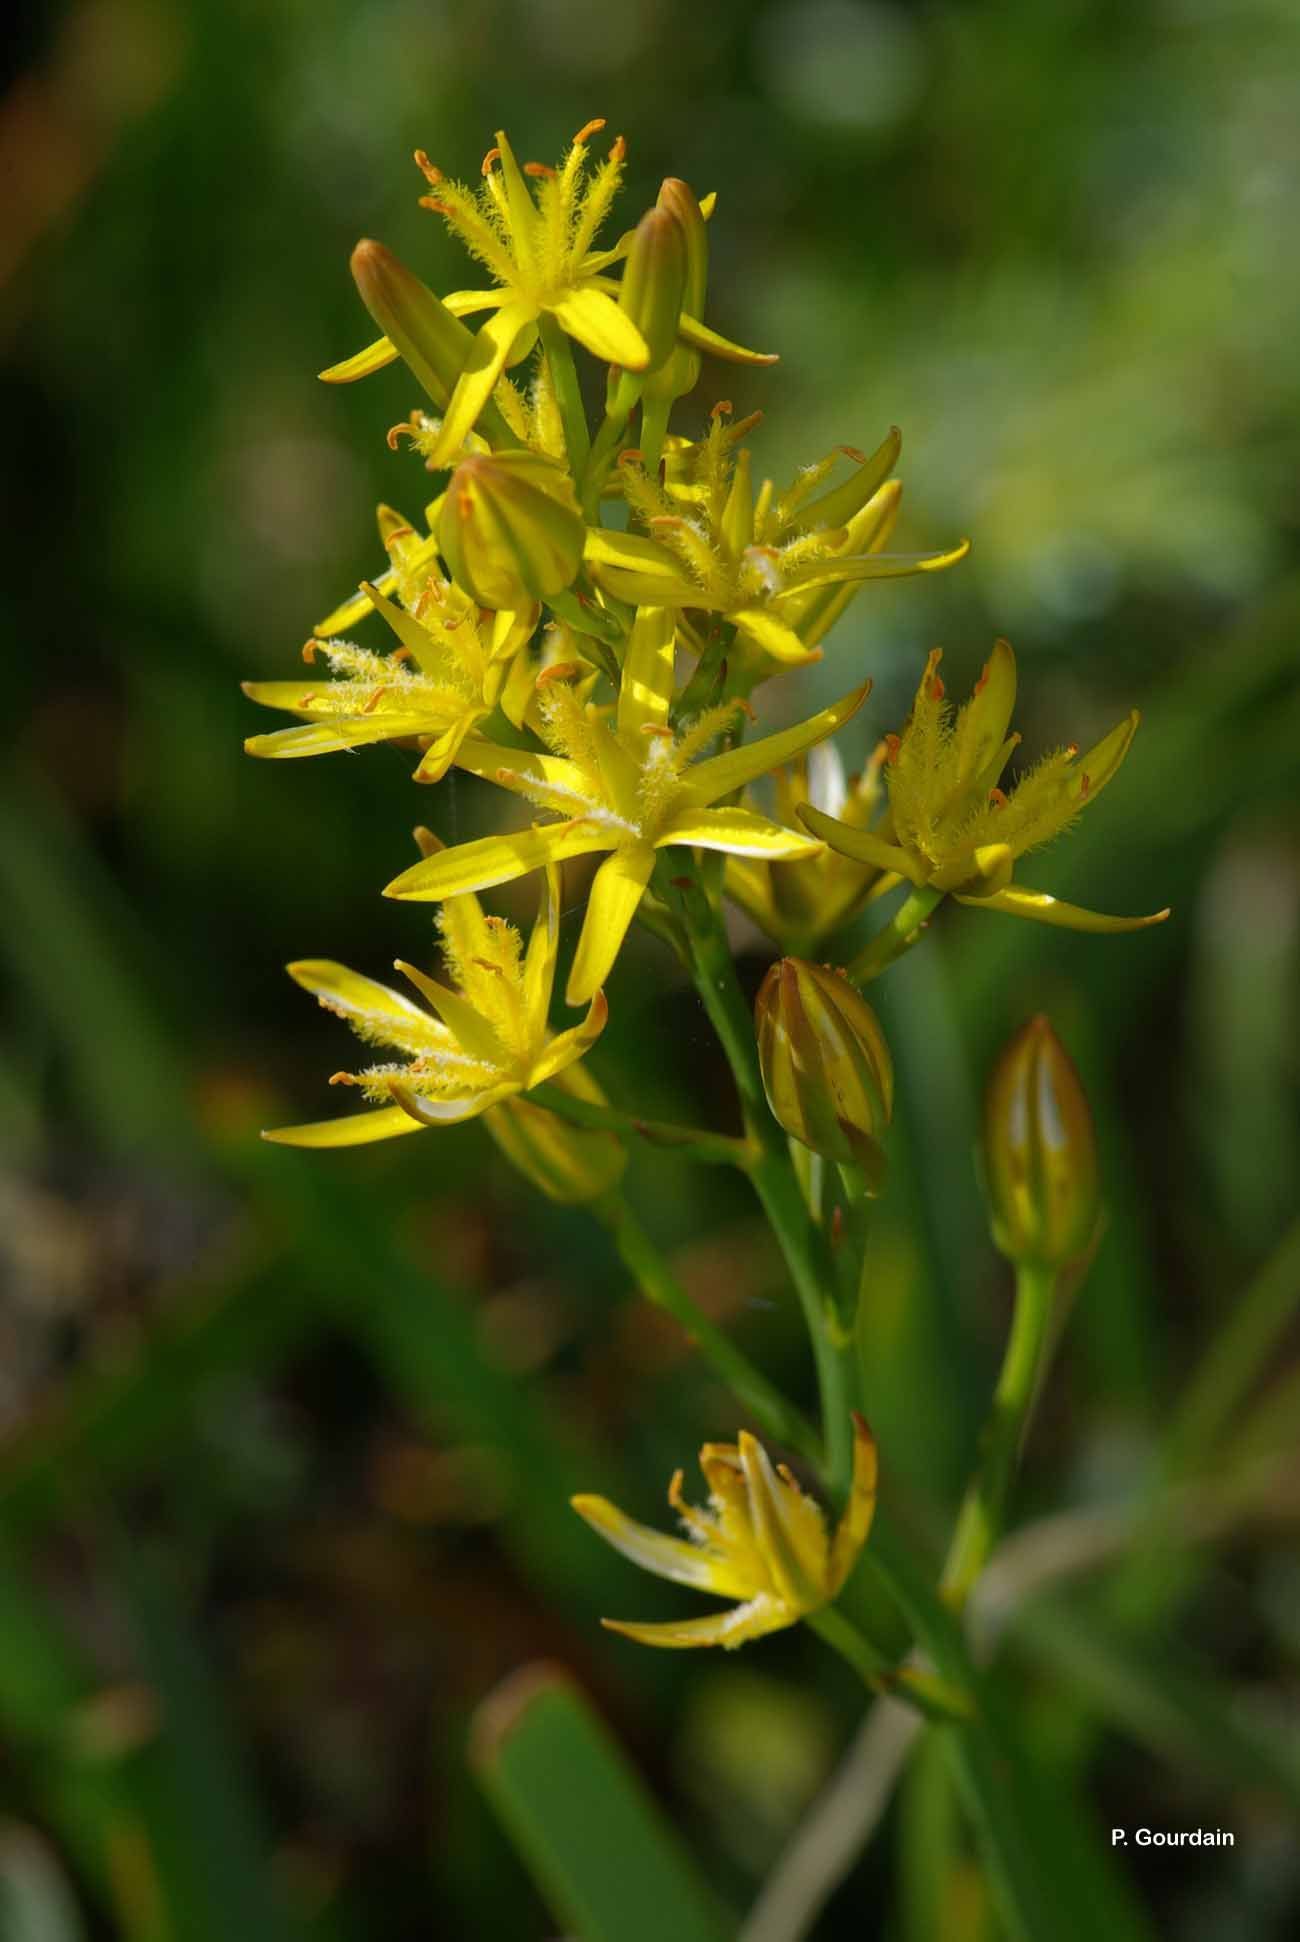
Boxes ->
[616,208,687,377]
[350,240,476,411]
[440,451,585,609]
[642,178,708,408]
[982,1015,1099,1270]
[486,1069,626,1203]
[755,958,893,1193]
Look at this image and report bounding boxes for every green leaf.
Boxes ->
[471,1667,730,1942]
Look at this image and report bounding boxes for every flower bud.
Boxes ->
[614,208,687,377]
[485,1067,626,1204]
[439,451,585,609]
[755,959,893,1193]
[350,239,476,411]
[982,1014,1099,1270]
[643,178,708,406]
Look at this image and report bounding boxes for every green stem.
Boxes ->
[530,1081,755,1168]
[537,312,590,475]
[580,404,634,521]
[847,885,943,983]
[597,1194,819,1465]
[940,1263,1058,1610]
[808,1605,973,1723]
[670,866,858,1502]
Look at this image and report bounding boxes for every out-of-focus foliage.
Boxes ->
[1,1,1297,1937]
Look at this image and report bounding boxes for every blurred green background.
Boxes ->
[2,0,1298,1936]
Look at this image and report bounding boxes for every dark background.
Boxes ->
[2,1,1298,1936]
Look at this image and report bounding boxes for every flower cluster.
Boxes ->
[246,120,1169,1661]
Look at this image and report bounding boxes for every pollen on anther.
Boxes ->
[989,786,1008,808]
[302,639,320,663]
[328,1071,358,1087]
[572,117,607,146]
[480,145,501,175]
[711,400,733,419]
[419,196,454,218]
[524,161,556,178]
[413,150,443,183]
[610,134,627,162]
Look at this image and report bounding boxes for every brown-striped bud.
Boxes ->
[982,1015,1100,1270]
[755,958,893,1193]
[439,451,585,609]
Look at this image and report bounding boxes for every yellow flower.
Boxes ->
[725,738,890,954]
[572,1415,877,1649]
[323,123,777,467]
[585,417,968,673]
[800,640,1171,933]
[384,607,871,1006]
[263,863,606,1147]
[243,506,538,781]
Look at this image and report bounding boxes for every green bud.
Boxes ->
[350,240,475,411]
[439,451,585,610]
[616,208,688,376]
[982,1015,1100,1270]
[485,1067,626,1204]
[755,958,893,1193]
[642,178,708,408]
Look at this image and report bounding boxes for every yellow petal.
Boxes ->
[796,805,921,883]
[530,991,609,1083]
[685,682,871,808]
[241,680,338,714]
[552,285,650,368]
[361,579,439,664]
[961,885,1171,933]
[246,715,446,760]
[394,961,505,1066]
[389,1080,518,1128]
[385,821,611,902]
[427,299,537,468]
[565,847,656,1006]
[656,806,822,859]
[413,718,476,784]
[314,569,398,637]
[829,1414,879,1592]
[318,335,398,383]
[601,1594,791,1649]
[286,959,433,1035]
[616,606,676,736]
[453,736,587,802]
[441,288,510,316]
[675,312,779,366]
[799,427,901,531]
[782,537,970,594]
[570,1494,745,1593]
[736,1432,825,1608]
[583,527,702,607]
[262,1104,423,1147]
[732,607,820,666]
[951,638,1018,789]
[522,864,561,1022]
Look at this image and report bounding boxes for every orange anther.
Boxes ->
[536,661,582,686]
[840,444,869,464]
[389,647,413,664]
[641,723,675,740]
[328,1071,358,1087]
[298,692,318,705]
[929,675,945,701]
[471,956,504,976]
[1079,772,1092,798]
[573,117,607,146]
[418,196,454,218]
[734,697,758,722]
[974,663,989,693]
[884,733,902,764]
[362,686,387,713]
[617,448,644,467]
[611,134,627,162]
[413,150,443,183]
[302,639,320,663]
[1065,742,1079,758]
[710,399,733,418]
[481,145,501,175]
[988,786,1008,808]
[524,161,556,178]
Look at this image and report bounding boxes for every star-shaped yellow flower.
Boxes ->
[572,1415,877,1649]
[263,863,605,1147]
[800,640,1171,932]
[384,607,870,1005]
[243,506,538,780]
[584,417,967,673]
[322,122,775,469]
